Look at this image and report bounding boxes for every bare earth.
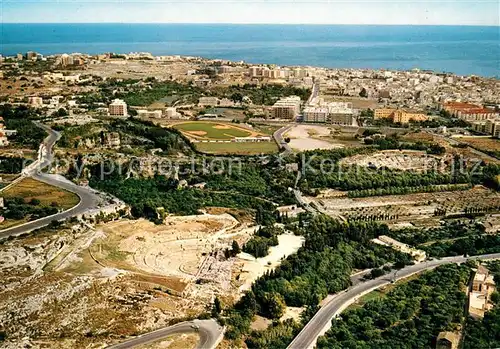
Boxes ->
[285,125,345,151]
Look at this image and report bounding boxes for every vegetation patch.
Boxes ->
[222,215,412,348]
[0,104,46,149]
[195,141,278,155]
[458,136,500,159]
[387,221,500,257]
[316,264,471,349]
[3,177,80,209]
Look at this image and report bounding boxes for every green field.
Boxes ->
[195,141,279,155]
[173,122,254,140]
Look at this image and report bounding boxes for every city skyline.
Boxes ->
[1,0,499,26]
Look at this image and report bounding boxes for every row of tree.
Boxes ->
[347,183,471,198]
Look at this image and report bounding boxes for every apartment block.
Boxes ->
[60,54,74,66]
[108,99,128,117]
[303,106,328,123]
[485,119,500,138]
[327,102,355,125]
[374,108,428,124]
[271,96,301,119]
[442,102,499,121]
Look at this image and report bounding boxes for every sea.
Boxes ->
[1,24,498,77]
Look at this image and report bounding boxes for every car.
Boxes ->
[191,324,200,330]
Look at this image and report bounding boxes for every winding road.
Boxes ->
[105,320,224,349]
[287,253,500,349]
[0,122,101,239]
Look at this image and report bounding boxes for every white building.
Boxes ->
[60,54,74,66]
[249,66,262,78]
[303,106,328,123]
[304,98,355,125]
[485,119,500,138]
[108,99,128,117]
[271,96,301,119]
[49,96,63,108]
[166,107,177,118]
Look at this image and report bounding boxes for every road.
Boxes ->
[272,80,319,156]
[105,320,224,349]
[0,122,101,239]
[287,252,500,349]
[432,132,500,163]
[273,124,294,155]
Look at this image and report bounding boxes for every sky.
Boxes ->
[1,0,499,26]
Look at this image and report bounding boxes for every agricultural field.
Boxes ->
[403,131,500,164]
[172,121,265,140]
[195,141,278,155]
[457,136,500,158]
[2,177,80,209]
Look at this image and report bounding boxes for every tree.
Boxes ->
[232,240,241,255]
[359,88,368,98]
[56,108,68,117]
[261,292,286,319]
[491,291,500,305]
[212,296,223,317]
[230,92,244,103]
[29,198,41,206]
[370,268,385,279]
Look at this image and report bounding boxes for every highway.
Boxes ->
[105,320,224,349]
[287,253,500,349]
[0,122,101,239]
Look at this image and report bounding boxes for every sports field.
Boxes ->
[173,121,264,140]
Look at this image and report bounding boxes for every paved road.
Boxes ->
[105,320,223,349]
[0,122,100,239]
[273,124,294,155]
[287,253,500,349]
[433,133,500,164]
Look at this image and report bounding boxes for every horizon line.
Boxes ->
[2,22,499,27]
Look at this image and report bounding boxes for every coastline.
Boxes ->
[1,23,498,77]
